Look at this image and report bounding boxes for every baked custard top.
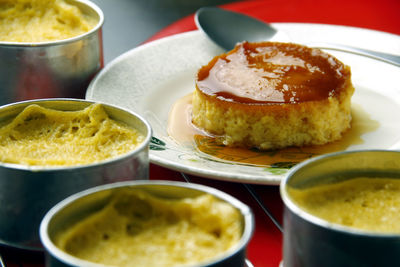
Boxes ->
[196,42,351,104]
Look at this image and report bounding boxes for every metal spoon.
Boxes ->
[195,7,400,67]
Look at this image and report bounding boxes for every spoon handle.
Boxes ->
[310,43,400,67]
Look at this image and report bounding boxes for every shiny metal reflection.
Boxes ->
[0,253,5,267]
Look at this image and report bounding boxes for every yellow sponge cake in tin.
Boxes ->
[192,41,354,150]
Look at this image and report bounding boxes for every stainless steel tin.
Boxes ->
[280,150,400,267]
[0,98,151,250]
[40,180,254,267]
[0,0,104,105]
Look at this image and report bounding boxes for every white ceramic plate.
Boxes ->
[86,23,400,185]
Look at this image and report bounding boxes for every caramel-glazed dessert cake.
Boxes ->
[192,41,354,150]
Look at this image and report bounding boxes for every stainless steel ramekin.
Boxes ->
[0,0,104,105]
[280,150,400,267]
[0,98,151,250]
[40,180,254,267]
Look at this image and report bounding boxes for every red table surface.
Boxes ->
[148,0,400,43]
[1,0,399,267]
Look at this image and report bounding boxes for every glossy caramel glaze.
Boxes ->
[196,42,350,104]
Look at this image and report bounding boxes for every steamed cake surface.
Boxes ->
[193,41,354,150]
[0,0,97,42]
[289,177,400,233]
[55,190,242,267]
[0,104,144,166]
